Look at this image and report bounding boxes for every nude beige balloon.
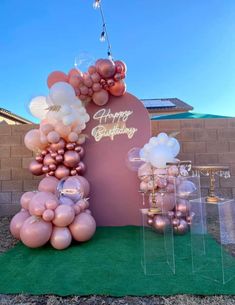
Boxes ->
[50,226,72,250]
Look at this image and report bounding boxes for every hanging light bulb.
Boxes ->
[93,0,100,9]
[100,31,106,42]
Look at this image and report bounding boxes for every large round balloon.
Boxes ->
[69,212,96,242]
[53,205,75,227]
[28,191,57,216]
[24,129,46,152]
[47,71,68,88]
[50,226,72,250]
[38,177,59,194]
[20,216,52,248]
[10,210,30,239]
[49,82,76,106]
[29,96,48,120]
[20,191,36,210]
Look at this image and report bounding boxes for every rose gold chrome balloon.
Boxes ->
[63,151,80,168]
[55,165,70,179]
[55,155,64,163]
[43,154,56,166]
[29,160,43,176]
[75,146,85,158]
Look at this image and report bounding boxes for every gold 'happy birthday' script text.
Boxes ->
[91,108,138,142]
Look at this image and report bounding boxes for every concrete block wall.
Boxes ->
[0,124,41,216]
[0,118,235,216]
[152,118,235,199]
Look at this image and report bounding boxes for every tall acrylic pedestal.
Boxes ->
[190,198,235,284]
[140,208,175,275]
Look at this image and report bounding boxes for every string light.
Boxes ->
[93,0,113,59]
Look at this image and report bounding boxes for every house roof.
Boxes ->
[0,108,33,124]
[140,98,193,113]
[151,112,233,120]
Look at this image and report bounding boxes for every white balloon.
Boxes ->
[49,82,76,106]
[29,96,48,119]
[71,98,82,107]
[46,95,54,106]
[148,146,174,168]
[60,105,71,115]
[167,138,180,157]
[149,137,159,146]
[157,133,169,144]
[63,113,76,126]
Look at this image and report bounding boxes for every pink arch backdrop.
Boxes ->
[84,92,151,226]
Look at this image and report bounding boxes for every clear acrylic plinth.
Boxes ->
[140,208,175,275]
[190,197,235,284]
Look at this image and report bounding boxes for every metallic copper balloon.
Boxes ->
[114,60,127,73]
[55,155,63,163]
[173,219,188,235]
[176,199,189,216]
[58,149,65,155]
[167,211,175,219]
[29,160,43,176]
[43,153,56,166]
[41,150,47,156]
[48,171,55,176]
[50,152,57,158]
[35,155,43,163]
[107,79,115,87]
[75,146,85,158]
[108,80,126,97]
[114,73,122,81]
[49,164,56,171]
[50,139,66,152]
[66,143,74,150]
[92,89,109,106]
[76,161,86,175]
[63,151,80,168]
[42,165,49,173]
[152,215,171,234]
[97,59,116,79]
[175,211,183,218]
[172,218,180,227]
[147,218,153,226]
[55,165,70,179]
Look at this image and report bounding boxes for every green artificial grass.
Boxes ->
[0,226,235,296]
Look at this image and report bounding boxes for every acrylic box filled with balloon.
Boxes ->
[10,58,128,250]
[127,132,199,235]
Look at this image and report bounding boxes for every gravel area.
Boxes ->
[1,217,235,305]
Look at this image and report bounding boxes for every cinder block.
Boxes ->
[1,158,21,169]
[11,124,36,135]
[219,152,235,164]
[0,192,11,204]
[0,147,10,158]
[11,168,33,180]
[195,153,218,165]
[205,119,228,129]
[183,142,206,153]
[0,169,11,180]
[23,180,39,192]
[158,120,180,130]
[194,129,217,141]
[228,118,235,128]
[180,119,204,129]
[12,192,24,204]
[177,129,194,142]
[11,145,33,157]
[178,153,195,163]
[2,180,23,192]
[207,142,229,153]
[229,142,235,152]
[0,125,12,135]
[0,135,21,145]
[229,165,235,175]
[218,128,235,140]
[0,204,21,216]
[22,157,33,169]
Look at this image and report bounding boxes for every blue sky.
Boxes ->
[1,0,235,122]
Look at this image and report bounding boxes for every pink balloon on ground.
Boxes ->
[50,226,72,250]
[38,176,59,194]
[10,210,30,239]
[53,205,75,227]
[20,191,36,210]
[20,216,53,248]
[69,212,96,242]
[47,71,68,88]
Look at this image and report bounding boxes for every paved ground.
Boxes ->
[1,217,235,305]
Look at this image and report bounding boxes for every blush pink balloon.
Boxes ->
[45,199,59,210]
[74,203,81,215]
[68,68,82,78]
[139,181,148,192]
[24,129,46,152]
[20,216,53,248]
[165,183,175,193]
[53,205,75,227]
[47,71,68,88]
[40,123,54,135]
[42,209,55,222]
[20,191,36,210]
[90,72,101,83]
[157,177,167,188]
[29,191,56,216]
[47,131,60,144]
[63,151,80,168]
[55,165,70,179]
[69,212,96,242]
[50,226,72,250]
[10,210,30,239]
[167,165,179,176]
[50,138,66,152]
[76,199,89,211]
[92,82,101,92]
[92,89,109,106]
[68,132,79,143]
[43,154,56,166]
[38,176,59,194]
[55,124,71,140]
[69,75,80,88]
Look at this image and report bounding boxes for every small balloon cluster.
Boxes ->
[47,58,127,106]
[128,133,196,235]
[10,175,96,249]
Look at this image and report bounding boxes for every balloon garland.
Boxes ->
[10,58,127,250]
[127,133,196,235]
